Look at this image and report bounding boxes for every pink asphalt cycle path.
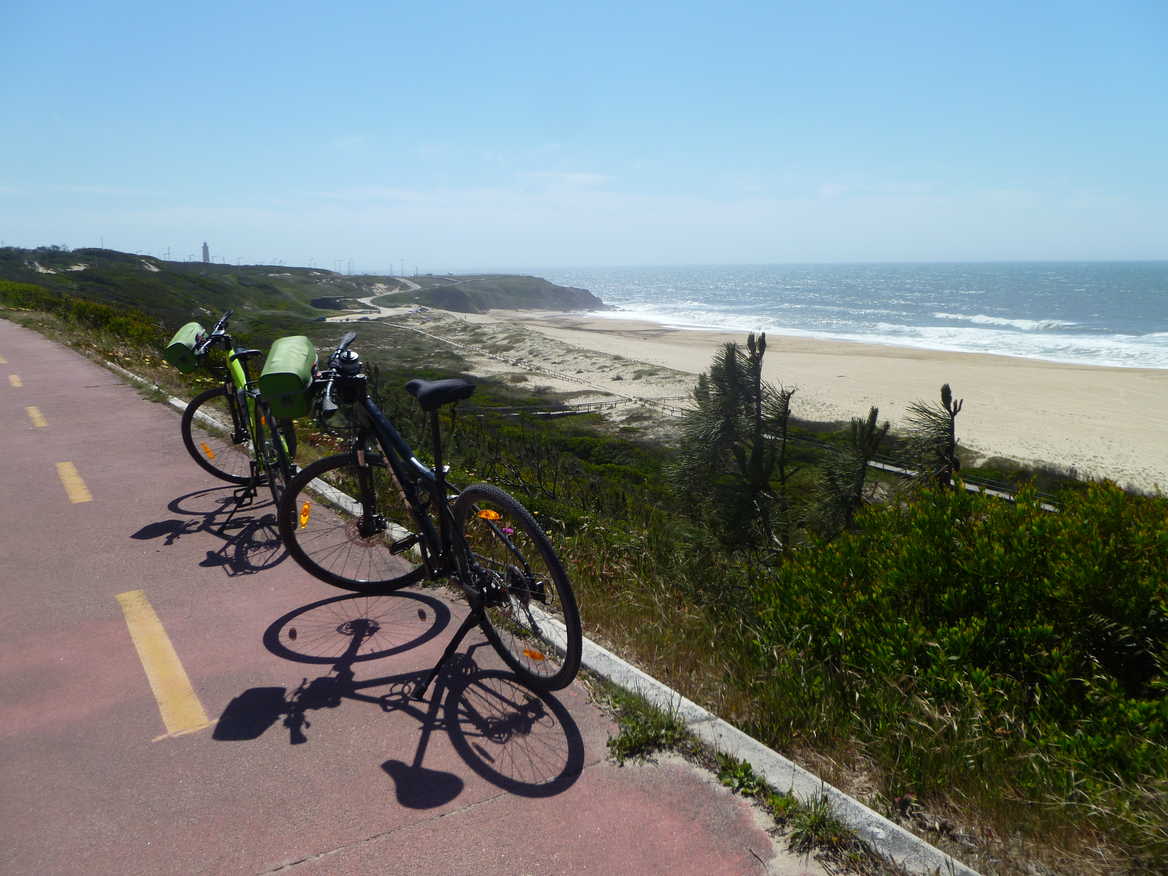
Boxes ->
[0,319,825,875]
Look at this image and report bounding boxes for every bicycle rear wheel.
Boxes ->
[278,451,427,592]
[181,386,252,484]
[453,484,581,691]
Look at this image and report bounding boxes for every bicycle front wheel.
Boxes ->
[256,406,297,508]
[454,484,581,691]
[181,386,252,484]
[278,451,427,592]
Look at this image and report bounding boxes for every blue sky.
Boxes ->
[3,0,1165,271]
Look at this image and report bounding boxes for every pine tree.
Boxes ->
[816,405,889,534]
[905,383,963,488]
[673,333,797,555]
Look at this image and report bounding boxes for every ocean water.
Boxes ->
[539,262,1168,370]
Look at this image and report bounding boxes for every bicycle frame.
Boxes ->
[194,313,293,498]
[290,335,581,699]
[342,393,464,582]
[346,392,550,699]
[221,352,256,439]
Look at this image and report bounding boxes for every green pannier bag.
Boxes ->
[259,335,317,419]
[164,322,206,373]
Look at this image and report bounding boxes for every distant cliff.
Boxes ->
[0,247,609,323]
[400,274,608,313]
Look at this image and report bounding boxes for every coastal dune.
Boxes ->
[458,310,1168,492]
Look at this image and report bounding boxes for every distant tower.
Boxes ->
[202,242,210,263]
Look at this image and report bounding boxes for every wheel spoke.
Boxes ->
[455,484,580,691]
[278,452,425,592]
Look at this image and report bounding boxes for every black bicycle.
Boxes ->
[176,311,298,507]
[276,332,582,695]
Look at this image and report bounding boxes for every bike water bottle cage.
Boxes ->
[404,378,476,411]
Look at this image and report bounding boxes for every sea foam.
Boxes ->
[544,262,1168,370]
[933,312,1078,331]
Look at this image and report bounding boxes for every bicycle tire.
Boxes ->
[181,386,253,484]
[453,484,581,691]
[277,451,427,592]
[256,406,297,508]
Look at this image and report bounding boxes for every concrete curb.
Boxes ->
[105,358,978,875]
[580,635,977,875]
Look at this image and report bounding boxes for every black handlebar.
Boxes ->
[315,331,362,420]
[211,309,234,334]
[194,310,235,356]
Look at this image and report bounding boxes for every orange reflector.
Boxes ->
[522,648,546,662]
[477,509,502,520]
[200,442,216,460]
[299,502,311,528]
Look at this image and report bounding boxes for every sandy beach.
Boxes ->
[360,305,1168,491]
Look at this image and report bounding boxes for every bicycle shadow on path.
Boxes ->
[213,592,585,809]
[130,486,288,576]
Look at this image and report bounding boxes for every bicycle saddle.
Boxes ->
[229,348,264,363]
[404,378,476,411]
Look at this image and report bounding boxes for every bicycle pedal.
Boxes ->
[389,533,420,555]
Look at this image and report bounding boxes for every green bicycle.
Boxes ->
[165,310,304,507]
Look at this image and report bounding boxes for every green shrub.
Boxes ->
[1,281,162,348]
[748,482,1167,853]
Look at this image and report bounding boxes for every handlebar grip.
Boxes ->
[211,310,233,334]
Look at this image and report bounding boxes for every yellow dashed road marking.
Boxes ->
[26,406,46,427]
[9,374,22,387]
[116,590,212,740]
[56,462,93,503]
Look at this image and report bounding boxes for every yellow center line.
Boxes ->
[116,590,213,740]
[56,461,93,503]
[9,374,22,387]
[26,406,47,427]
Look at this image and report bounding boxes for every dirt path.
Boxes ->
[326,277,422,323]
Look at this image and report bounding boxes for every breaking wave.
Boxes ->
[934,312,1078,331]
